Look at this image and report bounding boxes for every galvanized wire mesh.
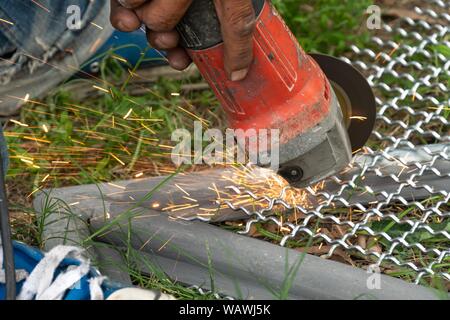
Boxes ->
[220,1,450,285]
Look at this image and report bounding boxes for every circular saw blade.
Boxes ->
[310,53,377,152]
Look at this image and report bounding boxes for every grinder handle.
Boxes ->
[176,0,265,51]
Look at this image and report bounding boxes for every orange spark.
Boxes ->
[177,106,209,126]
[10,119,29,127]
[183,196,198,203]
[51,161,70,164]
[107,182,126,190]
[175,184,190,196]
[23,136,51,144]
[123,108,133,119]
[157,235,175,252]
[134,172,144,178]
[89,37,103,54]
[349,116,367,121]
[90,22,103,30]
[27,187,42,198]
[112,55,127,63]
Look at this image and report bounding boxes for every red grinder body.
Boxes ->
[177,0,353,187]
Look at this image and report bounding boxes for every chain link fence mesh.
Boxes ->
[30,0,449,297]
[210,1,450,286]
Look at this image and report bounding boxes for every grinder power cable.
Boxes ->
[177,0,376,187]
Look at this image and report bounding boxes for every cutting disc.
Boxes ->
[310,53,377,152]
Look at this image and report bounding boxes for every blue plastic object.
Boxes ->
[0,241,123,300]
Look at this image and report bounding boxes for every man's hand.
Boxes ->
[110,0,256,81]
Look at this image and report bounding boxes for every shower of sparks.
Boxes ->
[1,36,319,226]
[155,164,323,221]
[158,144,174,150]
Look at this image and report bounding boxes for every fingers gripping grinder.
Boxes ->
[177,0,376,187]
